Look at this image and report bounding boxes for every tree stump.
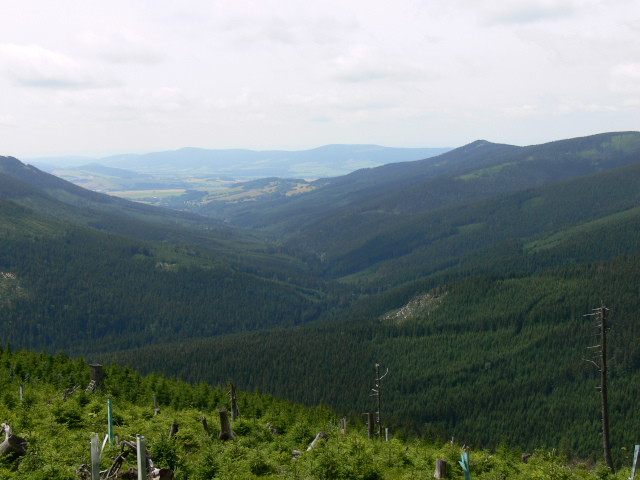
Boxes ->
[0,423,27,456]
[218,408,236,441]
[434,458,447,478]
[86,364,105,392]
[521,453,532,464]
[168,422,178,439]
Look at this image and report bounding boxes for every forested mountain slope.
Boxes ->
[0,218,336,354]
[0,156,327,283]
[106,253,640,460]
[0,156,242,249]
[300,157,640,285]
[201,132,640,235]
[0,170,342,355]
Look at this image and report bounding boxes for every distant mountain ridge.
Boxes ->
[76,163,148,179]
[26,144,452,179]
[200,132,640,234]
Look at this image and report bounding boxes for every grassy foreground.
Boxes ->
[0,347,634,479]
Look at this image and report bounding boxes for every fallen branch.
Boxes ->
[307,431,328,451]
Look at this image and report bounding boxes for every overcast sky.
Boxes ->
[1,0,639,158]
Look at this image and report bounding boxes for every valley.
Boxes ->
[2,131,640,470]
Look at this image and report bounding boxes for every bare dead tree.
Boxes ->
[370,363,388,438]
[228,382,239,422]
[218,408,236,441]
[582,303,614,473]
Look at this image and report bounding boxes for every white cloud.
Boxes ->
[0,44,116,89]
[60,86,193,117]
[610,63,640,94]
[0,114,16,127]
[501,101,618,118]
[331,45,430,83]
[78,30,164,65]
[482,0,577,24]
[0,0,638,157]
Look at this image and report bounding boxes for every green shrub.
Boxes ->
[191,447,220,480]
[150,435,180,470]
[247,449,276,476]
[234,419,253,436]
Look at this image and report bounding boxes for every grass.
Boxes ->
[457,163,516,181]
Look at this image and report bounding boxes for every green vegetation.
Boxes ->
[0,224,335,354]
[2,132,640,467]
[457,162,517,180]
[104,254,640,460]
[0,348,634,479]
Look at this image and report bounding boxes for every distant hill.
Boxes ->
[25,145,452,179]
[27,155,94,172]
[75,163,148,179]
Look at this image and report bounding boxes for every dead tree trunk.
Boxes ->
[599,305,614,472]
[0,423,27,456]
[307,431,328,451]
[228,382,239,422]
[218,408,236,441]
[86,364,104,393]
[202,416,211,436]
[583,303,614,473]
[370,363,388,438]
[434,458,447,478]
[340,417,347,437]
[168,422,178,439]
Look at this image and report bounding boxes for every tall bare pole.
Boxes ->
[371,363,388,438]
[583,303,614,473]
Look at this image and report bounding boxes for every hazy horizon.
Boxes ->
[2,0,639,158]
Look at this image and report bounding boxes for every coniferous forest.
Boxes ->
[0,347,637,479]
[2,132,640,477]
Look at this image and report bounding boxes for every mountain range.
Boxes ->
[26,144,452,179]
[2,131,640,457]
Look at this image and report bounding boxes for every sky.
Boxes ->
[1,0,639,158]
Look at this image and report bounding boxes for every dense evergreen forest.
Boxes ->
[1,132,640,466]
[0,347,635,479]
[104,254,640,459]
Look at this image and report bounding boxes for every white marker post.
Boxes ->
[630,445,640,480]
[107,398,113,445]
[136,435,146,480]
[90,433,100,480]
